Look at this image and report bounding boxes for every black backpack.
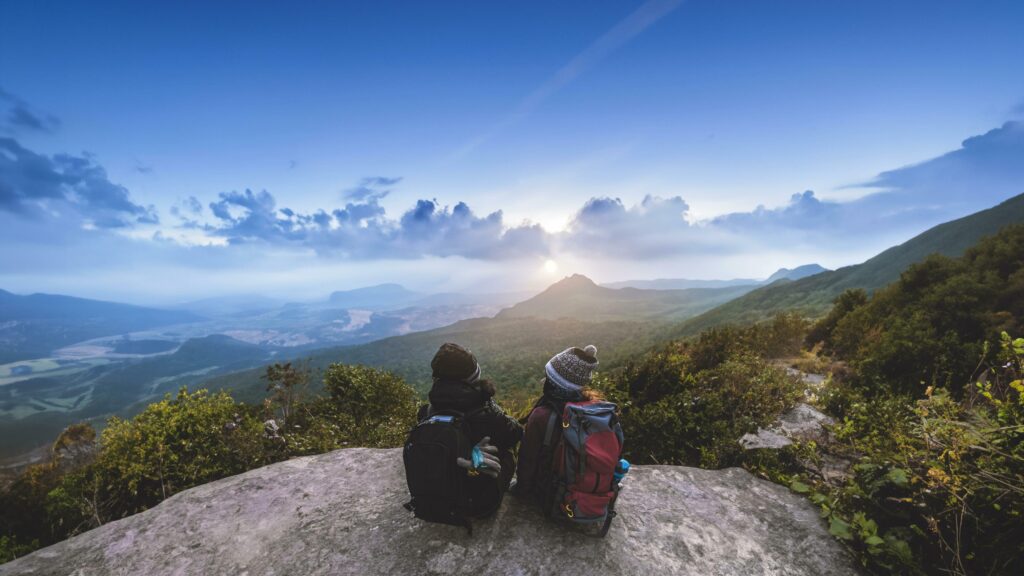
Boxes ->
[402,406,495,533]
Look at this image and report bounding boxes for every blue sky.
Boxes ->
[2,0,1023,303]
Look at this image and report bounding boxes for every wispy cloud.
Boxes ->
[343,176,402,201]
[451,0,685,159]
[0,87,60,133]
[1012,98,1024,117]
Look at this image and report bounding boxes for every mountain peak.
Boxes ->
[549,273,599,291]
[327,284,420,309]
[765,264,827,283]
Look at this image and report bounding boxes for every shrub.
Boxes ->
[602,339,802,468]
[317,363,418,448]
[94,388,269,518]
[790,333,1024,575]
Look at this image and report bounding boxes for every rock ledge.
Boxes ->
[1,447,858,576]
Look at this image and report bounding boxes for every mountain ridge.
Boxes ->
[497,274,756,322]
[603,263,827,290]
[0,291,201,364]
[674,192,1024,335]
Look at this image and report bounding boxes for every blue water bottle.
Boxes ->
[613,458,630,484]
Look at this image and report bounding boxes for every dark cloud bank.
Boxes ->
[0,138,157,228]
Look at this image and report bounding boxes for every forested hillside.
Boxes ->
[202,274,755,404]
[775,224,1024,575]
[675,192,1024,335]
[204,316,664,406]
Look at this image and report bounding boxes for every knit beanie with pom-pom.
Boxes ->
[545,345,598,395]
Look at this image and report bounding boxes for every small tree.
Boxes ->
[321,364,418,447]
[96,387,267,517]
[263,362,310,425]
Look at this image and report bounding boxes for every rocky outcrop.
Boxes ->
[1,448,859,576]
[740,403,835,450]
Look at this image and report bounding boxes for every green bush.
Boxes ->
[0,534,38,564]
[805,288,867,352]
[318,363,418,448]
[599,320,804,468]
[93,388,269,518]
[789,333,1024,575]
[828,225,1024,398]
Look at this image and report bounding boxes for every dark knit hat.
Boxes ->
[431,342,481,382]
[545,345,598,393]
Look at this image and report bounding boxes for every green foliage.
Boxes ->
[263,361,310,424]
[304,364,417,449]
[775,227,1024,574]
[597,314,805,468]
[829,225,1024,397]
[0,362,419,564]
[784,332,1024,575]
[95,388,269,517]
[0,534,38,564]
[804,289,867,352]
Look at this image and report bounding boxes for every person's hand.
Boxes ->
[457,436,501,479]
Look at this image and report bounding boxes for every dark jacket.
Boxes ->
[419,378,524,505]
[420,378,523,452]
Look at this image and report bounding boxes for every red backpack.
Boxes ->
[533,400,624,536]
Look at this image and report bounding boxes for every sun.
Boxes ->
[543,259,559,274]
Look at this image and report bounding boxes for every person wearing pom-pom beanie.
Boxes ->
[513,345,602,501]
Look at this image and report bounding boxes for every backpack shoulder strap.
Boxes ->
[541,400,566,448]
[542,408,559,448]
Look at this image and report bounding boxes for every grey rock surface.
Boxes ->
[775,403,835,441]
[740,403,835,450]
[1,447,859,576]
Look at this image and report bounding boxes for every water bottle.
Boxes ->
[471,445,484,469]
[613,458,630,484]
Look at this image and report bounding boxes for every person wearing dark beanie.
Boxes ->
[418,342,523,517]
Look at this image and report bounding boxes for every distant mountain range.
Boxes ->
[603,263,827,290]
[674,192,1024,336]
[498,274,755,322]
[170,295,286,318]
[327,283,422,310]
[327,284,529,312]
[0,291,200,364]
